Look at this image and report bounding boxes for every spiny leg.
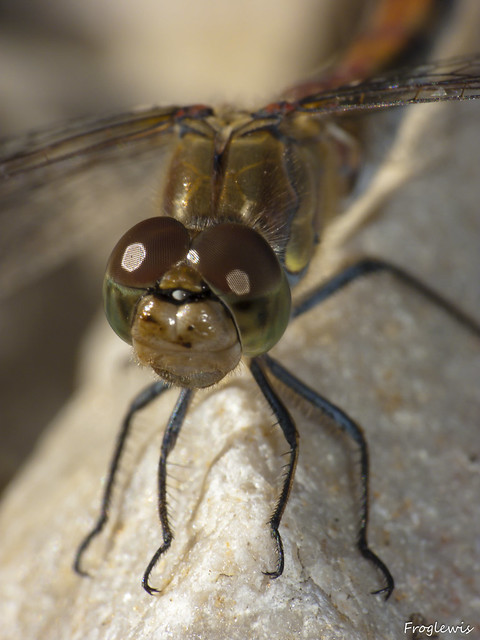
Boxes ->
[263,353,394,600]
[249,358,299,579]
[143,387,194,595]
[293,257,480,336]
[74,380,168,576]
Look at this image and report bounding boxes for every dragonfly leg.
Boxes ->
[74,380,169,577]
[142,388,194,595]
[262,353,394,600]
[249,358,299,579]
[293,257,480,336]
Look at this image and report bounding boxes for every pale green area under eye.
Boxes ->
[217,268,292,357]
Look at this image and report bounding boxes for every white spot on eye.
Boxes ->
[187,249,200,264]
[226,269,250,295]
[121,242,146,272]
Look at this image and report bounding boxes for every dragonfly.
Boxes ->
[1,40,480,599]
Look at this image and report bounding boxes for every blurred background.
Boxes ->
[1,0,374,135]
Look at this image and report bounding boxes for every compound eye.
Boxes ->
[106,217,190,288]
[192,223,282,298]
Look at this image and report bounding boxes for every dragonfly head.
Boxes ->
[103,217,291,387]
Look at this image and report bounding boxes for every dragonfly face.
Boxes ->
[104,216,291,386]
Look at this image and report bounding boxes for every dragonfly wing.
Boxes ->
[299,54,480,114]
[0,105,212,299]
[255,54,480,117]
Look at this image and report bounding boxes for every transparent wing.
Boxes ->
[0,105,213,299]
[254,54,480,117]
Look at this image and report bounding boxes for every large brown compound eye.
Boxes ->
[191,223,282,298]
[106,217,190,288]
